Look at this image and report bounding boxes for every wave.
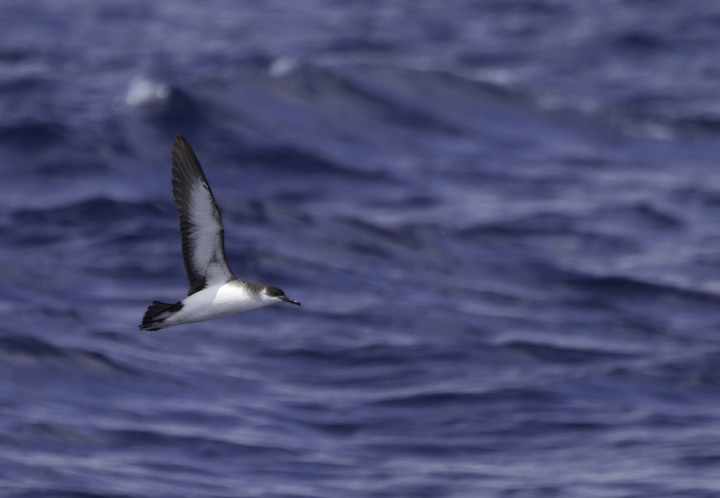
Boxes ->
[500,340,636,365]
[11,198,170,225]
[564,273,720,304]
[0,334,136,374]
[368,386,561,409]
[0,121,67,148]
[6,490,135,498]
[609,351,720,389]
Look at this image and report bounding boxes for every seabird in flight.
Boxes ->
[139,134,300,331]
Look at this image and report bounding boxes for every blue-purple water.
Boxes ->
[3,1,720,497]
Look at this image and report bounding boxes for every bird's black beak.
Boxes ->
[280,296,301,306]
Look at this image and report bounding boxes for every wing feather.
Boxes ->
[171,133,234,295]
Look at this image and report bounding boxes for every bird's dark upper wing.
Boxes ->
[171,133,234,295]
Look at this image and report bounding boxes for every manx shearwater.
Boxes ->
[139,134,300,331]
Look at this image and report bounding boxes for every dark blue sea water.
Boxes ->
[3,1,720,497]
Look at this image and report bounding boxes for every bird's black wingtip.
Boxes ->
[173,132,188,147]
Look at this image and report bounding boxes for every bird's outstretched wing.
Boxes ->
[171,133,234,295]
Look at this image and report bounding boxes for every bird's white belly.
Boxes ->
[166,282,272,326]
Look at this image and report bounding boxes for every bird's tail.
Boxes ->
[139,301,183,331]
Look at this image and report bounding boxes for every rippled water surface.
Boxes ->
[3,1,720,497]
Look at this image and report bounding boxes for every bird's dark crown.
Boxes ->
[264,285,286,297]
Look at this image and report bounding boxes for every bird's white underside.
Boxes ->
[188,180,232,286]
[162,282,278,328]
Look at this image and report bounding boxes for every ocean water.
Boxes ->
[2,1,720,497]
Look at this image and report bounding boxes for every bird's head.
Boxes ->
[263,285,301,307]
